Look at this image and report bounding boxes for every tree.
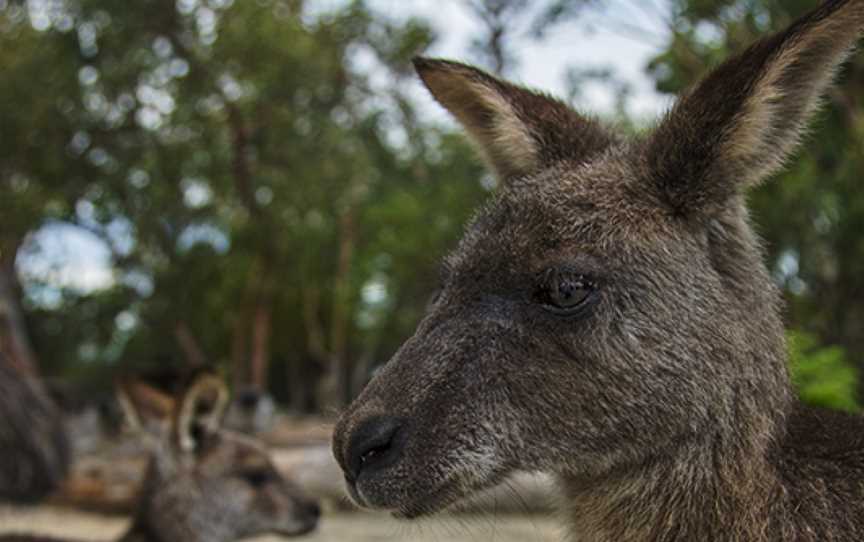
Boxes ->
[466,0,531,74]
[0,3,96,373]
[3,0,490,411]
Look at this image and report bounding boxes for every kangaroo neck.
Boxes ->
[559,431,784,542]
[117,514,239,542]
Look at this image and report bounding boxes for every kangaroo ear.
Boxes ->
[172,371,229,452]
[115,377,175,437]
[647,0,864,215]
[414,57,615,182]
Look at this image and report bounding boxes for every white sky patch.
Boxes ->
[357,276,390,329]
[181,177,214,208]
[361,279,388,305]
[17,222,115,293]
[115,310,138,332]
[368,0,673,122]
[178,223,230,253]
[121,269,155,298]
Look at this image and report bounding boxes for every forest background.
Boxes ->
[2,0,861,415]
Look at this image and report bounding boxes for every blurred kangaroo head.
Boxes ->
[333,0,864,519]
[118,371,319,541]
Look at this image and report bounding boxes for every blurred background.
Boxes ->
[1,0,862,540]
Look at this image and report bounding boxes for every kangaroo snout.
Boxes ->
[343,416,405,482]
[335,412,409,509]
[290,498,322,535]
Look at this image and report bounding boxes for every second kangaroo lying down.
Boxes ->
[1,372,319,542]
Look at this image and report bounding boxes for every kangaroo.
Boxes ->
[1,372,320,542]
[333,1,864,540]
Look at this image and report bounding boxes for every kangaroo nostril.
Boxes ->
[359,442,389,465]
[345,416,404,481]
[306,501,321,520]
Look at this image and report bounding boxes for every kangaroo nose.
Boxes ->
[305,500,321,520]
[345,416,404,481]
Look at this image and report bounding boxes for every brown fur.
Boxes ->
[333,1,864,540]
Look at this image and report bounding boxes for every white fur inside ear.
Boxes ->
[176,392,198,452]
[473,85,540,176]
[725,79,789,183]
[116,379,175,438]
[116,387,143,433]
[723,6,861,187]
[423,69,540,179]
[175,374,229,452]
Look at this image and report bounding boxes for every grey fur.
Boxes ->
[1,374,319,542]
[333,1,864,540]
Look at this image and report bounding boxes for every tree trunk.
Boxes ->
[249,299,272,391]
[0,245,37,376]
[230,314,248,389]
[0,354,70,502]
[173,320,208,368]
[317,208,356,410]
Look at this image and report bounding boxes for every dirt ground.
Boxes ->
[0,505,563,542]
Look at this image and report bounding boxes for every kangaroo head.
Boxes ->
[333,1,864,519]
[118,372,319,541]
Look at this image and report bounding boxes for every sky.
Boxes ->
[20,0,674,293]
[377,0,673,120]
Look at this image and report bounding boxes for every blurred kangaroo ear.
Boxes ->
[414,57,615,182]
[172,371,229,452]
[647,0,864,215]
[115,377,175,437]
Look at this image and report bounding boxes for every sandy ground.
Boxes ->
[0,505,563,542]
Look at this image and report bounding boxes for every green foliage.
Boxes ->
[8,0,864,413]
[789,331,860,412]
[1,0,487,408]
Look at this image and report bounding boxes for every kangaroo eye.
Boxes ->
[241,468,273,488]
[537,269,596,315]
